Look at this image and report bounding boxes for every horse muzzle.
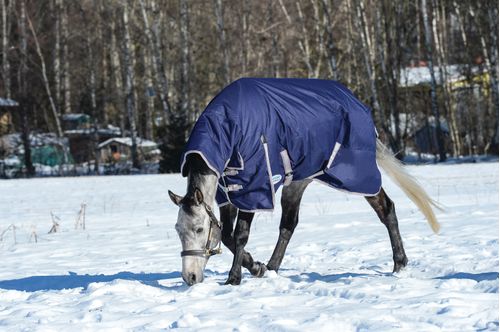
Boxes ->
[182,270,204,286]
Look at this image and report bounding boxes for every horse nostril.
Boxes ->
[184,272,197,286]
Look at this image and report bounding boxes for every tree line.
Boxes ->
[0,0,498,175]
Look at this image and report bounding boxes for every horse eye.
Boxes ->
[196,227,204,234]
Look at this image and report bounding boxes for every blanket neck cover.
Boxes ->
[181,78,381,212]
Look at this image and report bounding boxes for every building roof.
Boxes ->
[399,64,486,87]
[61,113,90,121]
[0,98,19,107]
[97,137,158,149]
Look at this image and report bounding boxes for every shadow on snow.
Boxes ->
[434,272,499,282]
[2,270,496,292]
[289,271,499,284]
[0,271,183,292]
[288,272,379,283]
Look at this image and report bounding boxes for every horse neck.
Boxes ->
[186,168,218,206]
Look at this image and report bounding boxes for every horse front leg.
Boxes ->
[220,205,266,278]
[365,187,408,273]
[267,179,311,272]
[225,210,255,285]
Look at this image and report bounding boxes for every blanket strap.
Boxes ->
[226,184,243,192]
[280,150,293,186]
[224,169,239,176]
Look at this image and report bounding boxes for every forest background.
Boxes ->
[0,0,498,176]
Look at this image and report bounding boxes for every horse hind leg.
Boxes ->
[365,187,408,273]
[267,179,311,272]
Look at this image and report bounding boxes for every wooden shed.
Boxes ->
[97,137,160,164]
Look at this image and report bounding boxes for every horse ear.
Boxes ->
[194,188,204,205]
[168,190,183,206]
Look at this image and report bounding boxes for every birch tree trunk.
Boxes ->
[486,4,499,154]
[18,0,34,176]
[354,0,394,149]
[345,0,355,86]
[143,47,154,140]
[89,37,97,122]
[1,0,12,99]
[99,0,109,125]
[486,5,498,110]
[179,0,190,115]
[469,3,499,153]
[376,2,402,156]
[432,0,459,155]
[239,0,250,75]
[213,0,230,84]
[450,0,468,154]
[311,0,324,78]
[122,2,139,169]
[61,2,71,114]
[321,0,338,80]
[267,0,280,77]
[110,16,125,135]
[436,8,455,156]
[295,1,313,78]
[81,6,100,172]
[139,0,171,124]
[26,11,63,137]
[53,0,61,110]
[420,0,446,161]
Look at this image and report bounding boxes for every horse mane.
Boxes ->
[183,154,217,209]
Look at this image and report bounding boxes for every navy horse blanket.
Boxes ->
[181,78,381,212]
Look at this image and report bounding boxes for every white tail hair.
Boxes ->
[376,139,441,233]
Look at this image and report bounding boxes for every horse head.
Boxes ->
[169,155,221,286]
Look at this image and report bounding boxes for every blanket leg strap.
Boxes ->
[280,150,293,186]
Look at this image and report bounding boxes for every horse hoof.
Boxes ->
[225,275,241,285]
[252,262,267,278]
[393,261,408,273]
[393,265,403,273]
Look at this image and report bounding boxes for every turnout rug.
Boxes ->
[181,78,381,211]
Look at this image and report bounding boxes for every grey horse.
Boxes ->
[169,140,440,286]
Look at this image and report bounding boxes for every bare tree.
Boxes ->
[61,1,71,114]
[26,9,63,137]
[143,45,154,140]
[295,1,314,78]
[420,0,446,161]
[353,0,393,150]
[17,0,34,176]
[266,0,280,77]
[378,1,403,157]
[239,0,250,75]
[213,0,230,84]
[53,0,61,110]
[110,12,125,135]
[1,0,12,98]
[1,0,497,174]
[179,0,190,115]
[122,2,139,169]
[321,0,339,80]
[139,0,171,124]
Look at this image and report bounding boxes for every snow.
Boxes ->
[0,97,18,107]
[97,137,158,149]
[0,162,498,331]
[399,64,485,87]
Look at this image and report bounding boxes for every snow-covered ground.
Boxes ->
[0,162,498,331]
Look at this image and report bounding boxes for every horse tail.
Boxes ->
[375,139,441,233]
